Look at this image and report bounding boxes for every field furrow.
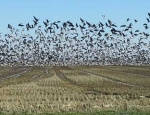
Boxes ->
[0,66,150,113]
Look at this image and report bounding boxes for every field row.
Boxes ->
[72,66,150,88]
[0,66,150,113]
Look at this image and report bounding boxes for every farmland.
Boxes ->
[0,66,150,114]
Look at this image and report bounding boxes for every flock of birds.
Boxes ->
[0,13,150,66]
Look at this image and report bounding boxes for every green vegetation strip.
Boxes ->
[0,111,150,115]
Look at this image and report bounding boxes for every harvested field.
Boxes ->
[0,66,150,114]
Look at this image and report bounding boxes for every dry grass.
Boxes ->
[76,66,150,87]
[0,66,149,114]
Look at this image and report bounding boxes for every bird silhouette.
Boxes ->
[146,18,150,23]
[8,24,12,29]
[18,23,24,26]
[127,18,130,21]
[148,12,150,18]
[33,16,39,22]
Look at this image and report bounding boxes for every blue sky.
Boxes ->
[0,0,150,35]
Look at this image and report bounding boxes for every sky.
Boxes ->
[0,0,150,35]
